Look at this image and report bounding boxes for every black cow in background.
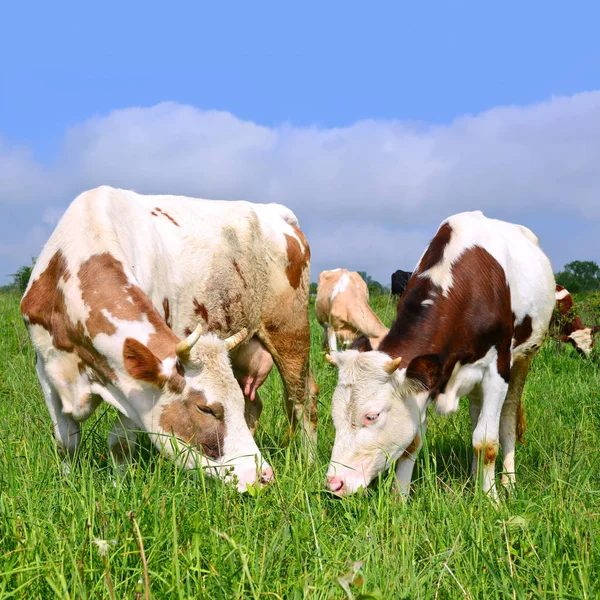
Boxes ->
[391,269,412,296]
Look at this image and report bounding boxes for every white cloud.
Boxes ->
[1,92,600,284]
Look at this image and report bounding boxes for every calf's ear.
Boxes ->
[405,354,442,391]
[123,338,165,387]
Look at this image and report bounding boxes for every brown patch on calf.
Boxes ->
[416,223,453,273]
[379,245,513,389]
[402,433,421,458]
[284,230,311,290]
[158,390,226,460]
[21,251,116,382]
[513,314,533,347]
[151,211,158,216]
[352,335,373,353]
[474,442,498,465]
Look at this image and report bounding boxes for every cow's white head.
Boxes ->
[123,325,272,491]
[325,349,441,495]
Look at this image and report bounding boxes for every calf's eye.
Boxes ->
[364,412,380,424]
[197,405,215,416]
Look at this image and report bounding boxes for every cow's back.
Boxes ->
[24,186,309,355]
[439,211,555,354]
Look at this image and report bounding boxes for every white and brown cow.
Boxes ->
[325,211,555,499]
[553,284,600,356]
[21,186,318,491]
[315,269,388,352]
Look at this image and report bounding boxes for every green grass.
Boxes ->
[1,291,599,599]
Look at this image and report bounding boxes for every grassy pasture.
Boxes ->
[1,290,599,599]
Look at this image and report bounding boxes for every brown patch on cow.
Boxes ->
[291,226,311,261]
[402,433,421,458]
[193,299,209,322]
[162,211,180,227]
[191,296,225,332]
[416,223,453,273]
[163,298,171,328]
[158,390,226,460]
[78,253,178,360]
[232,260,247,288]
[153,206,180,227]
[474,442,498,465]
[284,230,311,290]
[123,337,165,385]
[513,314,532,347]
[262,311,318,432]
[184,327,193,336]
[151,211,158,216]
[21,251,116,382]
[406,355,443,390]
[379,245,513,390]
[352,335,373,353]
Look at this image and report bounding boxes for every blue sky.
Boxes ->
[2,1,600,284]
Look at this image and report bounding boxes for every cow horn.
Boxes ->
[176,322,203,361]
[383,356,403,374]
[224,328,248,351]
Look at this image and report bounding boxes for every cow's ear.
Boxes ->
[405,354,442,391]
[352,335,372,353]
[123,338,165,387]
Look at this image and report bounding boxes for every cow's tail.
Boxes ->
[591,325,600,336]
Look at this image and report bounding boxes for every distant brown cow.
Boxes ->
[553,284,600,356]
[315,269,388,352]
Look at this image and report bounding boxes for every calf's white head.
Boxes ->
[325,349,441,495]
[123,325,273,491]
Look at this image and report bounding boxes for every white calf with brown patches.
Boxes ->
[315,269,388,352]
[326,211,555,500]
[22,186,317,490]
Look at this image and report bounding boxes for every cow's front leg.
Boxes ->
[36,358,81,474]
[394,418,426,498]
[468,385,483,477]
[327,325,338,353]
[472,363,509,500]
[108,414,138,473]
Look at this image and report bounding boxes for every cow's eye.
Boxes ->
[364,412,380,424]
[197,405,215,416]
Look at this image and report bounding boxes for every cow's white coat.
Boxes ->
[24,186,309,490]
[327,211,555,498]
